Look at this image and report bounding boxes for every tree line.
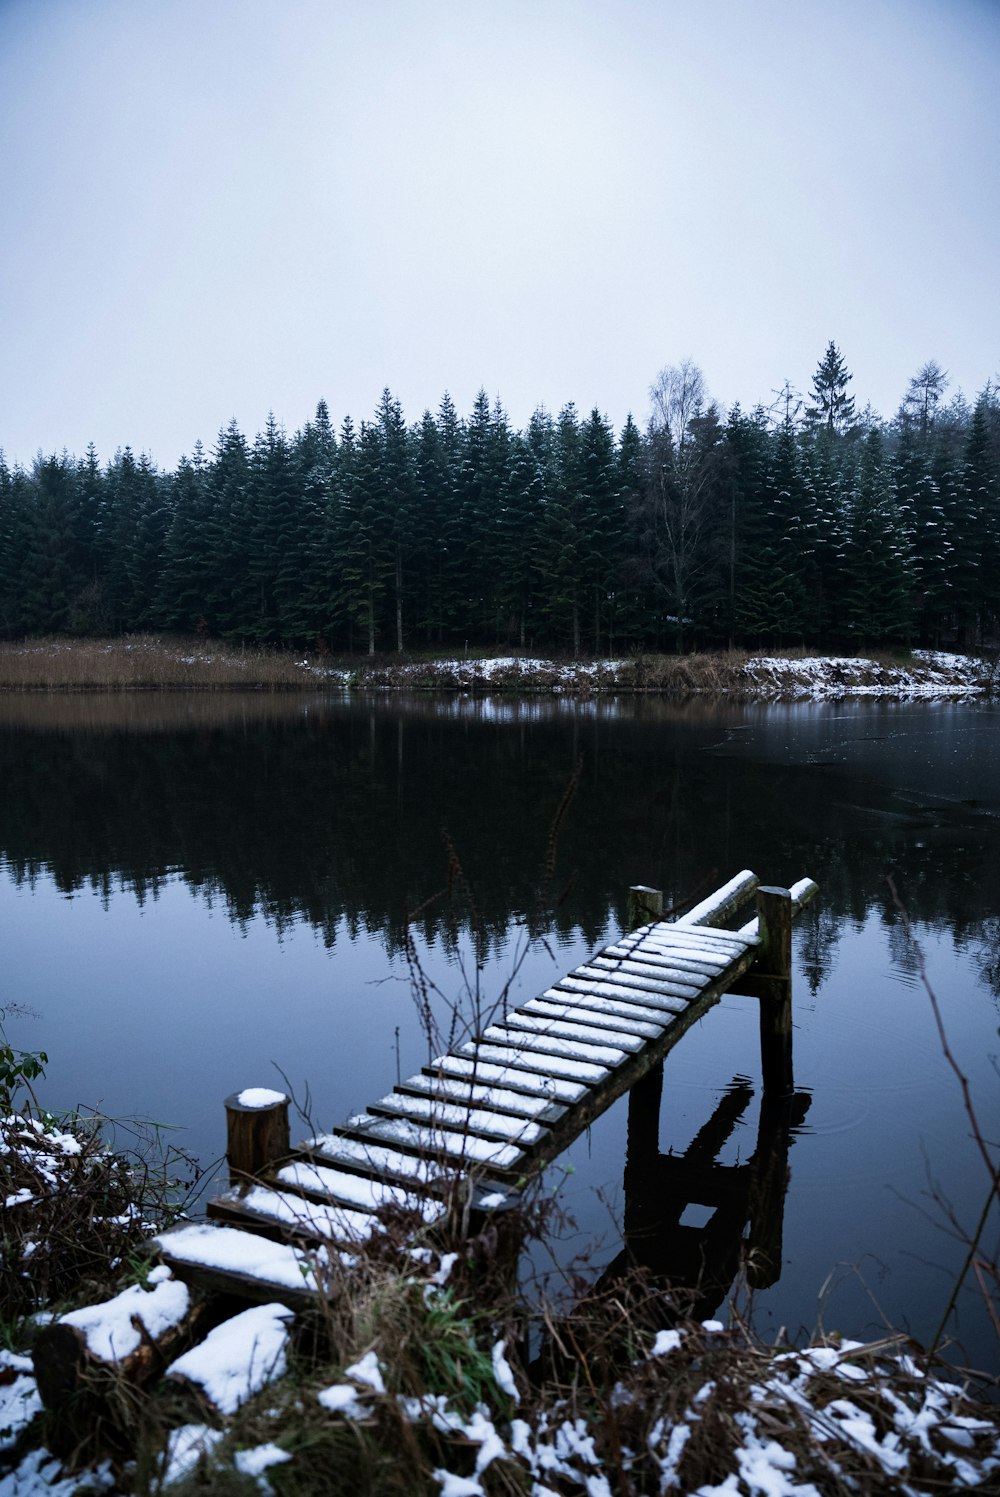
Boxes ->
[2,343,998,654]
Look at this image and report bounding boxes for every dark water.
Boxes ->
[2,691,998,1372]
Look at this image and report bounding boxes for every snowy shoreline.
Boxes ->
[301,648,994,700]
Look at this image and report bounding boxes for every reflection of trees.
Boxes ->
[0,694,998,981]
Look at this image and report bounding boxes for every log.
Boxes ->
[32,1271,213,1411]
[225,1087,290,1186]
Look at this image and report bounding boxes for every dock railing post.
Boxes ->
[627,884,663,931]
[224,1088,290,1187]
[755,886,794,1096]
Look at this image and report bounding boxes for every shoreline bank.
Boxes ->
[0,637,993,699]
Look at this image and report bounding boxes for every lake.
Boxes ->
[2,689,998,1373]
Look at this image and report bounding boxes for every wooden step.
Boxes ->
[396,1070,567,1125]
[428,1054,590,1105]
[337,1113,532,1172]
[366,1091,549,1145]
[479,1024,630,1067]
[521,995,666,1039]
[456,1040,610,1086]
[276,1158,446,1220]
[208,1184,382,1247]
[152,1222,325,1307]
[295,1132,459,1190]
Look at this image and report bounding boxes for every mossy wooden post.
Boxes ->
[627,884,663,931]
[225,1089,290,1186]
[756,886,793,1096]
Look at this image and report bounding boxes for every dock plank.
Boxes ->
[366,1091,548,1145]
[521,996,665,1039]
[398,1072,567,1123]
[430,1055,589,1104]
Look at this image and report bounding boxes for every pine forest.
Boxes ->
[3,345,998,656]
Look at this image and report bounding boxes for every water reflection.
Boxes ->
[597,1068,812,1318]
[1,692,997,985]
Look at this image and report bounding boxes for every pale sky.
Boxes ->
[1,0,997,467]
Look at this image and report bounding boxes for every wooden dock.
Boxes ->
[150,869,818,1306]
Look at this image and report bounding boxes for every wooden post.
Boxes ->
[225,1088,290,1187]
[755,886,793,1096]
[627,884,663,932]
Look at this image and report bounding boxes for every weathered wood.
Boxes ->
[738,877,819,939]
[225,1088,291,1187]
[152,1222,325,1308]
[627,884,663,931]
[675,869,759,928]
[32,1278,213,1411]
[755,886,794,1096]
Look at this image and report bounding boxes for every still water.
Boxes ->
[2,691,998,1371]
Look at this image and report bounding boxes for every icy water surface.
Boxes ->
[2,691,997,1371]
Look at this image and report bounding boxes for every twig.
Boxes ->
[887,876,1000,1361]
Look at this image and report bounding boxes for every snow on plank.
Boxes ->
[502,1010,646,1053]
[366,1091,548,1144]
[212,1184,381,1244]
[626,921,748,949]
[631,927,750,956]
[166,1302,293,1416]
[673,870,759,927]
[398,1071,567,1122]
[521,996,664,1039]
[457,1041,609,1086]
[290,1139,452,1194]
[343,1113,528,1170]
[601,944,735,978]
[153,1223,325,1304]
[432,1054,589,1104]
[577,960,702,996]
[554,976,691,1012]
[481,1023,628,1067]
[626,942,730,974]
[275,1155,443,1215]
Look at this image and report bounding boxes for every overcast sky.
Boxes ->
[1,0,997,468]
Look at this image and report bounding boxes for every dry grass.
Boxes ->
[0,636,986,697]
[0,636,321,691]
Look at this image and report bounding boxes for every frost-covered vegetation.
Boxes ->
[2,347,998,656]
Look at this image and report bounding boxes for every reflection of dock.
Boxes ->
[154,870,818,1300]
[608,1072,811,1320]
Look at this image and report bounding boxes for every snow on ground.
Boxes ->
[739,649,989,698]
[291,649,992,698]
[166,1302,294,1416]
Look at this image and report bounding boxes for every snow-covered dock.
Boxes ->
[150,870,818,1307]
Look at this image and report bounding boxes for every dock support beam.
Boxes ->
[225,1089,290,1186]
[755,886,794,1096]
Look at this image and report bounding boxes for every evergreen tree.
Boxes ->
[204,420,252,637]
[966,394,1000,640]
[841,429,912,644]
[805,341,857,437]
[156,442,214,633]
